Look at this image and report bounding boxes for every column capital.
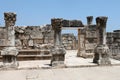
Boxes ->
[4,12,16,26]
[51,18,63,31]
[96,16,108,27]
[87,16,93,25]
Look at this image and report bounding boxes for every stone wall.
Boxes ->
[85,25,97,53]
[62,33,76,50]
[15,25,54,49]
[0,27,7,49]
[107,30,120,58]
[0,25,77,50]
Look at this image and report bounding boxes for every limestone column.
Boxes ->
[77,28,81,56]
[50,18,66,67]
[73,37,76,50]
[93,16,111,65]
[1,12,18,68]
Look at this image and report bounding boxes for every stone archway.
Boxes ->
[50,18,84,67]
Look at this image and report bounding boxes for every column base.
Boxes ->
[1,47,18,68]
[2,55,18,68]
[93,45,111,65]
[51,61,65,67]
[50,46,66,67]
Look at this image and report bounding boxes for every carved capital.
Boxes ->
[51,18,63,31]
[96,16,108,27]
[4,12,16,26]
[87,16,93,25]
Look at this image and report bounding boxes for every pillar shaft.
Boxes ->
[54,30,62,46]
[4,12,16,47]
[51,18,66,67]
[77,29,81,56]
[1,12,18,68]
[93,16,111,65]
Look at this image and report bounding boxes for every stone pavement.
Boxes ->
[0,50,120,69]
[1,66,120,80]
[0,50,120,80]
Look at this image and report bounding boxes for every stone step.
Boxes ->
[0,55,52,61]
[17,55,51,61]
[18,50,50,55]
[0,49,51,61]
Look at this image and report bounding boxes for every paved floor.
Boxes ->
[0,66,120,80]
[0,50,120,80]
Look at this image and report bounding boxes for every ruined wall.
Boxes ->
[0,27,7,49]
[15,25,54,49]
[62,33,77,50]
[0,25,77,50]
[107,30,120,57]
[0,25,54,50]
[85,25,97,53]
[0,17,119,55]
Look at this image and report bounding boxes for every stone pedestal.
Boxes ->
[1,47,18,67]
[51,18,66,67]
[50,46,66,67]
[1,12,18,68]
[93,45,111,65]
[93,17,111,65]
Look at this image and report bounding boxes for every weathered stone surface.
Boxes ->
[4,12,16,26]
[87,16,93,25]
[51,18,66,67]
[62,33,76,50]
[70,20,83,27]
[93,45,111,65]
[62,19,83,27]
[86,31,97,38]
[93,16,111,65]
[50,46,66,67]
[77,29,86,57]
[1,12,18,68]
[0,39,7,46]
[0,14,119,65]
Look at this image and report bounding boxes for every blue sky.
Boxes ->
[0,0,120,34]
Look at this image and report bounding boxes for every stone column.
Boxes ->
[73,37,76,50]
[77,28,81,56]
[50,18,66,67]
[93,16,111,65]
[1,12,18,68]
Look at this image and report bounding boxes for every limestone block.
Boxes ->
[50,46,66,67]
[70,20,83,27]
[85,43,97,50]
[1,47,18,56]
[0,39,7,46]
[62,20,70,27]
[93,45,111,65]
[0,28,6,39]
[86,31,97,38]
[28,40,33,46]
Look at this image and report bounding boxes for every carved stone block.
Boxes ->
[50,46,66,67]
[93,45,111,65]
